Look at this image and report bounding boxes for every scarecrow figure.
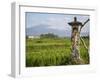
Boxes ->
[68,17,89,64]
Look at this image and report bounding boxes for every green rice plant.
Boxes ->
[26,37,89,67]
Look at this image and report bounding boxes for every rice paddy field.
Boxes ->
[26,37,89,67]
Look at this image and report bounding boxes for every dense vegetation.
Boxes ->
[26,35,89,67]
[40,33,59,38]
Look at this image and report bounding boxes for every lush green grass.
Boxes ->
[26,37,89,67]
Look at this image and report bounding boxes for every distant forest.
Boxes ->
[26,33,89,39]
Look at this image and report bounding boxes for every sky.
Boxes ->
[26,12,90,37]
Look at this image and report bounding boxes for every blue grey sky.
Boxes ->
[26,12,90,36]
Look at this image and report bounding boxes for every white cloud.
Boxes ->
[44,17,71,31]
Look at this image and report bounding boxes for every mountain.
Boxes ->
[26,24,89,37]
[26,24,71,37]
